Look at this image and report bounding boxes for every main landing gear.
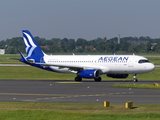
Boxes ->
[133,74,138,82]
[94,77,102,82]
[75,76,82,82]
[74,76,102,82]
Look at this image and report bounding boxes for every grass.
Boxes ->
[146,56,160,65]
[0,102,160,120]
[0,65,159,80]
[0,54,21,64]
[112,83,160,89]
[0,66,76,80]
[0,66,158,80]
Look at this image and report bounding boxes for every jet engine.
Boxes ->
[78,69,100,79]
[107,74,129,78]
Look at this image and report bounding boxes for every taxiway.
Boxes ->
[0,80,159,104]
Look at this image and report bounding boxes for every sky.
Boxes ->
[1,0,160,40]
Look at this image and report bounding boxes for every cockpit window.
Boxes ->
[138,59,150,63]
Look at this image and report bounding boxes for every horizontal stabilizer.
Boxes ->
[19,52,26,62]
[26,59,35,64]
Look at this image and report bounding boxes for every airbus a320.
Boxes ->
[19,30,155,82]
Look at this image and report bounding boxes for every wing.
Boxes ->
[34,62,102,72]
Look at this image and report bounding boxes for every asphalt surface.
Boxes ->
[0,79,159,104]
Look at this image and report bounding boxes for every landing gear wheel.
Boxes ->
[132,74,138,82]
[94,77,102,82]
[133,78,138,82]
[75,76,82,82]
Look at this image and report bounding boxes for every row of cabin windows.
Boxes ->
[47,60,128,63]
[48,61,93,63]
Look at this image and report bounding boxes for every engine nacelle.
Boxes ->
[107,74,129,78]
[78,69,100,79]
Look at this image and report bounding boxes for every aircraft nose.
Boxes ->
[148,63,155,71]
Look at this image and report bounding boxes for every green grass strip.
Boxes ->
[0,102,160,120]
[112,83,160,89]
[0,66,159,80]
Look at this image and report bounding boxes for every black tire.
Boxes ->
[75,76,82,82]
[133,78,138,82]
[94,77,102,82]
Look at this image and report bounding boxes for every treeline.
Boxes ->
[0,36,160,54]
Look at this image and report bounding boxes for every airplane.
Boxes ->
[19,30,155,82]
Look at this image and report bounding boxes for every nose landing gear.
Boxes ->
[133,74,138,82]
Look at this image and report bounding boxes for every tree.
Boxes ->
[60,40,67,52]
[68,39,75,51]
[76,38,87,47]
[50,45,61,53]
[7,46,16,54]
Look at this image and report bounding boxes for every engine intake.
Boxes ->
[78,69,100,79]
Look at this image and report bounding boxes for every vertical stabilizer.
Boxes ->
[22,30,44,57]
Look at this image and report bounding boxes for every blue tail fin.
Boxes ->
[22,30,44,57]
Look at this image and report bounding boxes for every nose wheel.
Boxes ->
[133,74,138,82]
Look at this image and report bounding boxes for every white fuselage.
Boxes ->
[43,55,155,74]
